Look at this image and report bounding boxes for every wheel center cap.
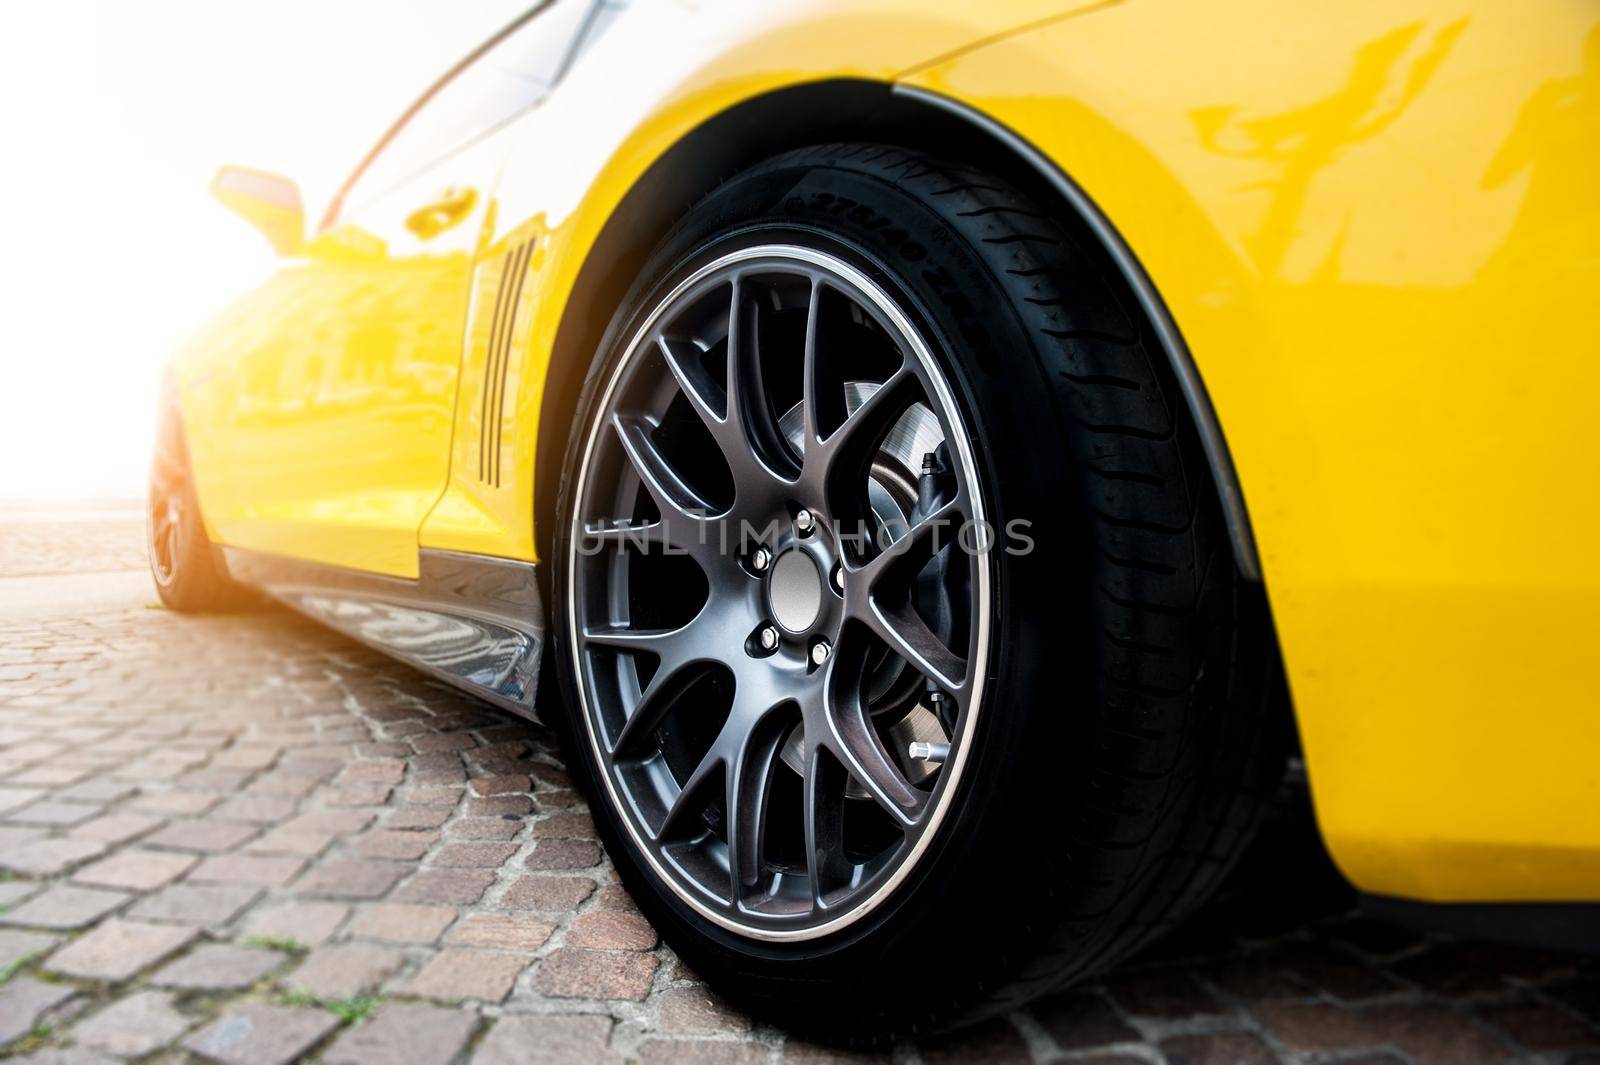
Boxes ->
[768,549,823,634]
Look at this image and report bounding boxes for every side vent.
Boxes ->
[479,240,535,487]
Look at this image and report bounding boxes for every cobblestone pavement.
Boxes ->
[0,518,1597,1064]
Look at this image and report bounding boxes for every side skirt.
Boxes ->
[221,547,546,721]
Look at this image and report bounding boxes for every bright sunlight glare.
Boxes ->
[0,1,528,502]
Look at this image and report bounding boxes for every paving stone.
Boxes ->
[502,875,596,911]
[143,819,259,853]
[531,811,596,839]
[355,829,438,860]
[285,942,405,998]
[71,848,196,891]
[465,795,533,817]
[1479,1000,1598,1051]
[68,812,162,844]
[385,806,453,829]
[412,732,477,754]
[919,1018,1032,1064]
[0,929,59,971]
[211,746,280,770]
[0,977,76,1044]
[405,785,465,806]
[446,817,521,840]
[536,947,659,1001]
[0,886,129,930]
[240,900,350,947]
[6,800,100,827]
[637,1040,767,1065]
[294,859,408,899]
[340,759,407,784]
[1362,1003,1514,1065]
[470,775,530,796]
[1254,1001,1380,1052]
[1271,942,1400,1000]
[282,810,376,834]
[524,838,602,870]
[431,842,518,867]
[0,787,45,815]
[471,1013,615,1065]
[210,794,298,824]
[151,943,284,990]
[182,1003,340,1065]
[1031,992,1141,1049]
[1159,1032,1278,1065]
[1107,969,1223,1019]
[243,825,336,856]
[593,883,641,911]
[324,1002,478,1065]
[325,782,393,806]
[348,902,457,944]
[189,854,306,886]
[129,884,261,925]
[567,910,659,951]
[0,880,40,908]
[658,985,753,1034]
[45,919,197,981]
[54,780,135,804]
[130,791,220,815]
[407,948,530,1002]
[393,868,496,904]
[444,913,555,950]
[71,989,191,1057]
[0,837,106,876]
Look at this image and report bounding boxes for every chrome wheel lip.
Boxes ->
[566,244,992,943]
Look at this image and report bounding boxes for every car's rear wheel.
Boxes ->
[552,144,1284,1040]
[147,396,246,612]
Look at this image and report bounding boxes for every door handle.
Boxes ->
[404,186,478,239]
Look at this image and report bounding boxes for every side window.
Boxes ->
[335,0,599,219]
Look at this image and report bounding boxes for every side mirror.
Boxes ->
[209,166,304,256]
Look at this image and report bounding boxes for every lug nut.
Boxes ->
[795,509,814,534]
[810,640,831,666]
[751,546,771,572]
[758,625,779,651]
[832,563,844,592]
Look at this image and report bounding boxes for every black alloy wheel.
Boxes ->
[552,144,1284,1041]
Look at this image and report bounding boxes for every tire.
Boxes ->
[147,389,248,613]
[551,143,1285,1042]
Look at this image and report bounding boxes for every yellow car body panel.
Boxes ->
[901,0,1600,901]
[173,0,1600,902]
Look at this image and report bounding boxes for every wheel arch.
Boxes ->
[535,78,1263,586]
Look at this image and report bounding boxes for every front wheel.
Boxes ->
[552,144,1284,1041]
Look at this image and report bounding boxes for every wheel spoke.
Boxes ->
[842,491,974,693]
[726,711,788,895]
[822,668,923,827]
[584,621,707,755]
[805,365,920,519]
[656,335,725,433]
[724,278,798,482]
[609,412,727,556]
[801,739,851,907]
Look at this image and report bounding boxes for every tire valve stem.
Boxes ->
[908,741,950,765]
[917,451,939,519]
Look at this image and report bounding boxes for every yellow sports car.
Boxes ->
[149,0,1600,1038]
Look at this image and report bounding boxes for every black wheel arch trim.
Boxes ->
[889,84,1261,582]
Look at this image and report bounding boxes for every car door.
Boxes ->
[204,1,601,578]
